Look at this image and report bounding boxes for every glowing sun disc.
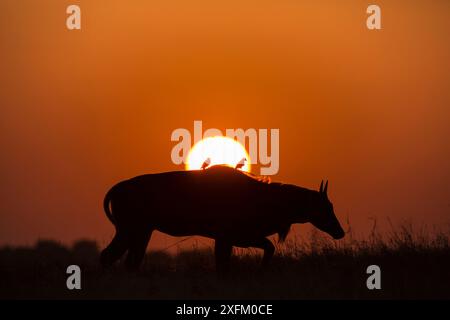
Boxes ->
[186,136,251,172]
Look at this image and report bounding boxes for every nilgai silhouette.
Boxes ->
[100,165,345,273]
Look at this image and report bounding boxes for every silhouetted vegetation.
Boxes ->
[0,224,449,299]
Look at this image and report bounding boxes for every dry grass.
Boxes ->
[1,222,449,299]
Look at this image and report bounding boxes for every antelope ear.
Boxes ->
[324,180,328,195]
[319,180,324,193]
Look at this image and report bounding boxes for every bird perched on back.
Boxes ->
[201,158,211,170]
[235,157,246,170]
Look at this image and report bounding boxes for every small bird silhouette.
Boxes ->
[235,158,246,170]
[201,158,211,170]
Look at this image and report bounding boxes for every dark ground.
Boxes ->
[1,226,449,299]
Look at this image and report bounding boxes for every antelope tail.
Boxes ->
[103,185,118,225]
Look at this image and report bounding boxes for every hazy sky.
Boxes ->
[1,1,449,248]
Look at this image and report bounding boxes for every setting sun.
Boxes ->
[186,136,251,172]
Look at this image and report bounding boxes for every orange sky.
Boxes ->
[1,1,449,248]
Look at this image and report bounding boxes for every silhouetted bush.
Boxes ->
[72,239,99,263]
